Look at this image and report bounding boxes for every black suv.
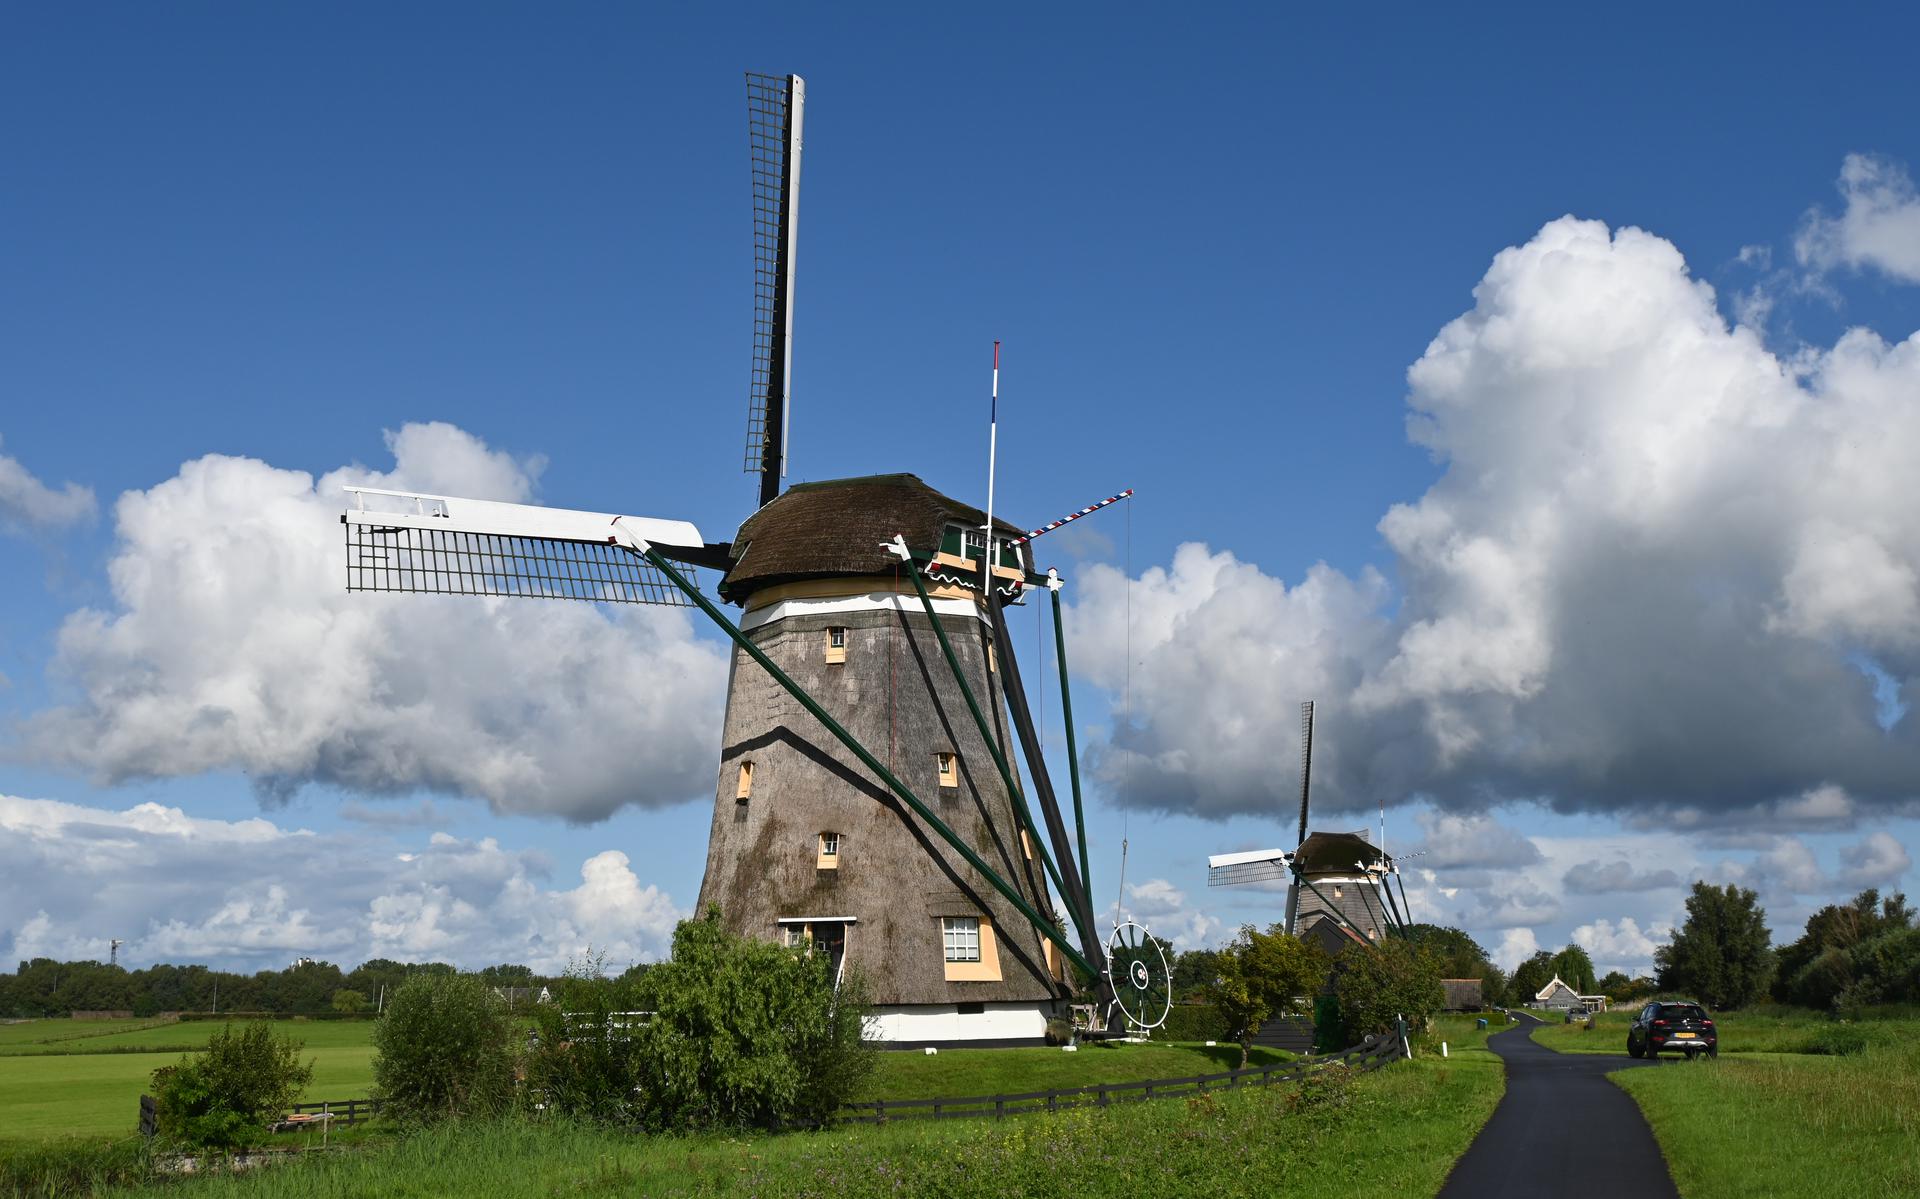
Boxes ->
[1627,1001,1717,1059]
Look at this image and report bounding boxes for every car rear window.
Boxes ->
[1662,1005,1707,1021]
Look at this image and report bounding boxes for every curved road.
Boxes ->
[1436,1014,1679,1199]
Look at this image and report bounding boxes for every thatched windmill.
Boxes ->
[339,74,1147,1044]
[1205,702,1412,956]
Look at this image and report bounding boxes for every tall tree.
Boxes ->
[1550,944,1596,994]
[1773,890,1914,1006]
[1655,882,1773,1009]
[1208,924,1329,1067]
[1509,950,1556,1001]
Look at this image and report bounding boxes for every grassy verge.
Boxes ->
[1613,1042,1920,1198]
[1525,1005,1920,1199]
[8,1017,1500,1199]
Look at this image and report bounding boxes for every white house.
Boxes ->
[1534,975,1582,1010]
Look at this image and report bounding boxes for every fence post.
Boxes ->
[875,1099,886,1123]
[1097,1085,1109,1108]
[138,1094,158,1140]
[995,1096,1006,1119]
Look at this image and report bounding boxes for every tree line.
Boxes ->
[0,957,584,1019]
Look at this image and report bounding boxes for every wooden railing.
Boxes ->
[283,1098,383,1125]
[836,1028,1406,1124]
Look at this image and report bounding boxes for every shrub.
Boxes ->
[371,972,516,1123]
[149,1022,313,1150]
[525,956,648,1125]
[1332,939,1444,1037]
[627,910,875,1131]
[331,989,367,1014]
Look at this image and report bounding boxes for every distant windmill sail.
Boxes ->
[744,72,804,509]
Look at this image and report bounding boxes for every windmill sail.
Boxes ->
[743,72,804,509]
[342,487,703,607]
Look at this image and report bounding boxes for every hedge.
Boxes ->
[1159,1003,1231,1042]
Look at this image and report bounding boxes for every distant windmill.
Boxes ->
[109,939,124,967]
[1206,702,1412,955]
[338,74,1154,1042]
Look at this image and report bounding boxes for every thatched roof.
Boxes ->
[1293,830,1383,873]
[719,474,1022,604]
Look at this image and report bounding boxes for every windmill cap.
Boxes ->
[1292,830,1384,872]
[719,473,1024,604]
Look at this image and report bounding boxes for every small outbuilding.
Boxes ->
[1441,978,1485,1011]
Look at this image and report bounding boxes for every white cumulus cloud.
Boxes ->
[24,422,728,821]
[0,791,683,973]
[0,436,95,533]
[1068,209,1920,824]
[1796,153,1920,284]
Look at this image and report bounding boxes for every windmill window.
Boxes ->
[825,626,847,664]
[817,831,840,869]
[936,752,957,788]
[942,917,981,962]
[736,761,754,801]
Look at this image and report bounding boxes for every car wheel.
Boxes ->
[1626,1041,1640,1059]
[1707,1045,1718,1060]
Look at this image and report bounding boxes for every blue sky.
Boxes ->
[4,4,1918,979]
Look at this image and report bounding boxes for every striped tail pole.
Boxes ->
[1008,489,1133,547]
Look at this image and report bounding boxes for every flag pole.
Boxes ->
[983,340,1000,581]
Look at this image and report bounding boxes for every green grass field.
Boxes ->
[0,1020,377,1058]
[1529,1002,1913,1057]
[59,1015,1500,1199]
[0,1021,377,1144]
[1527,1006,1920,1199]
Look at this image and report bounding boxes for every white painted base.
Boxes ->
[864,1002,1052,1044]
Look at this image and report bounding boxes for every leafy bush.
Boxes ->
[372,972,516,1123]
[1804,1024,1870,1056]
[1161,1003,1230,1042]
[1332,939,1444,1037]
[525,956,648,1125]
[626,911,874,1131]
[149,1022,313,1150]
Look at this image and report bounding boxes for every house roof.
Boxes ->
[718,474,1023,604]
[1535,974,1580,1000]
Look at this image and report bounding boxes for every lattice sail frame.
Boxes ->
[743,72,804,494]
[342,487,703,608]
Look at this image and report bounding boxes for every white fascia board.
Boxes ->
[775,916,858,924]
[342,487,702,549]
[740,590,983,633]
[1208,848,1291,870]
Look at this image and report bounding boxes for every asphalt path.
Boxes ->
[1436,1013,1679,1199]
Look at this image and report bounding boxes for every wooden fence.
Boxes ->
[284,1098,383,1126]
[835,1027,1407,1124]
[141,1024,1409,1135]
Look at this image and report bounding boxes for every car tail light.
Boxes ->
[1702,1019,1713,1027]
[1652,1019,1666,1026]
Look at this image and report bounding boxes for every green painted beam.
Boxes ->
[900,563,1077,921]
[1049,587,1093,919]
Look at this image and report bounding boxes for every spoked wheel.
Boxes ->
[1104,921,1172,1033]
